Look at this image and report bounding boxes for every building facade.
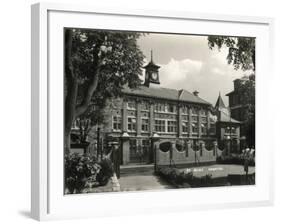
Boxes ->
[215,93,241,154]
[71,54,241,165]
[94,55,238,166]
[226,75,255,148]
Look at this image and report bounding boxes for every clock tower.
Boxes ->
[143,50,160,87]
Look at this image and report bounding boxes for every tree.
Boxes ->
[208,36,255,71]
[235,75,255,147]
[64,28,145,153]
[208,36,256,147]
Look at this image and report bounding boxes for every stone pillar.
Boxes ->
[186,140,191,157]
[200,141,205,157]
[170,142,176,161]
[136,101,142,136]
[122,139,130,165]
[178,105,182,137]
[213,141,218,157]
[149,102,154,136]
[122,100,128,132]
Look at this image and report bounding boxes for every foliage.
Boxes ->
[208,36,255,71]
[228,173,255,185]
[64,28,145,152]
[156,167,213,187]
[64,153,101,194]
[208,36,256,147]
[217,153,255,166]
[235,75,255,147]
[64,154,114,194]
[96,158,114,186]
[67,29,145,121]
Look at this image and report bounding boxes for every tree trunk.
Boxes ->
[64,29,103,153]
[64,29,78,154]
[75,49,101,117]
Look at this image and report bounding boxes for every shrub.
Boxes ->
[96,158,114,186]
[156,167,213,187]
[64,154,114,193]
[217,154,255,166]
[64,153,100,194]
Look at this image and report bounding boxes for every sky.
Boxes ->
[137,33,251,106]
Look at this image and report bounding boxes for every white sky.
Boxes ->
[137,33,250,106]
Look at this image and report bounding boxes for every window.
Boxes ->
[192,115,198,122]
[71,118,79,129]
[200,110,207,116]
[192,122,198,133]
[201,123,207,134]
[182,121,189,133]
[155,103,176,113]
[167,104,175,113]
[127,117,136,132]
[191,108,199,115]
[225,126,236,134]
[167,121,177,133]
[154,119,165,132]
[141,101,150,111]
[155,103,166,112]
[112,115,122,131]
[201,117,207,123]
[141,118,149,132]
[182,106,189,115]
[210,123,216,134]
[127,100,136,110]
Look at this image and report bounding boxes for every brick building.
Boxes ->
[215,93,241,154]
[72,54,241,165]
[226,75,255,148]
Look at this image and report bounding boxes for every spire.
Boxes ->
[215,92,226,109]
[143,49,160,69]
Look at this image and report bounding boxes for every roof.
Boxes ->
[226,90,235,96]
[122,85,211,105]
[215,93,226,109]
[219,110,241,124]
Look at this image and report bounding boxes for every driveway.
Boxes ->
[118,166,173,191]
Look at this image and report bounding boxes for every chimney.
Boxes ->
[193,90,199,96]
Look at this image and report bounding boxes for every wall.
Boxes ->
[0,0,280,224]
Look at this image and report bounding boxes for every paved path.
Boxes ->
[180,164,255,178]
[119,168,173,192]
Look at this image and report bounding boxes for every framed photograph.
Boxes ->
[31,2,274,221]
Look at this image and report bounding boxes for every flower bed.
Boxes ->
[156,167,214,188]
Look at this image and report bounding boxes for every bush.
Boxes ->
[217,154,255,166]
[156,167,213,187]
[64,154,114,194]
[65,154,100,194]
[96,158,114,186]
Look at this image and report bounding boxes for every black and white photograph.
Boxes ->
[64,28,255,194]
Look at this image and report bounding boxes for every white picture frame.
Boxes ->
[31,2,274,221]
